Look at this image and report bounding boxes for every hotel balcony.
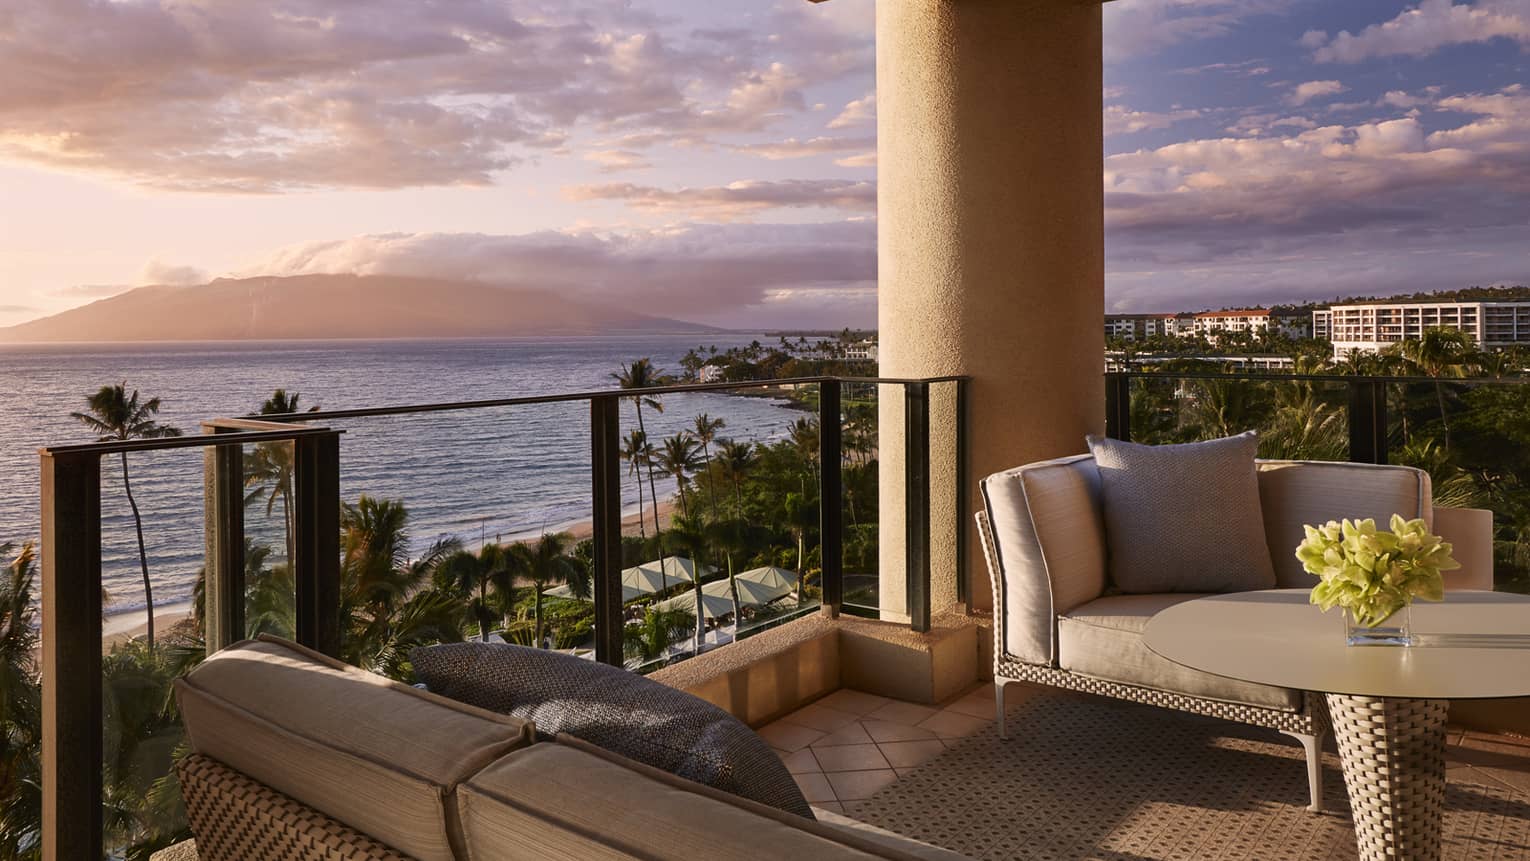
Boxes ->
[25,2,1530,860]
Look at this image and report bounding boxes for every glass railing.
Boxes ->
[27,374,966,858]
[1105,369,1530,593]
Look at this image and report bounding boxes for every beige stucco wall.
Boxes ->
[877,0,1105,617]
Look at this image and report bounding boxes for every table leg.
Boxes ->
[1325,693,1448,861]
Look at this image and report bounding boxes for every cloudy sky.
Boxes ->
[1,0,1527,328]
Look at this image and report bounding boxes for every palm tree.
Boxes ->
[1474,350,1514,379]
[612,359,667,538]
[788,417,820,484]
[1394,327,1473,448]
[245,389,319,563]
[665,513,712,650]
[436,545,514,642]
[656,433,702,519]
[0,541,41,857]
[623,607,696,665]
[783,492,816,604]
[620,429,655,539]
[704,517,748,622]
[514,532,588,649]
[338,496,465,675]
[72,384,182,647]
[691,413,726,520]
[717,439,758,516]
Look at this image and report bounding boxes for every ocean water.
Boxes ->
[0,334,801,616]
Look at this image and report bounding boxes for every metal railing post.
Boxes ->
[590,397,626,665]
[1348,379,1389,465]
[1105,372,1132,441]
[904,383,932,633]
[202,425,246,651]
[818,380,843,617]
[40,450,104,861]
[293,432,342,656]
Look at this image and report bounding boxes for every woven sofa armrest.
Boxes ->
[178,754,414,861]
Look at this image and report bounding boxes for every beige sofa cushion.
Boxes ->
[1256,461,1432,588]
[175,635,534,861]
[980,455,1107,664]
[1087,433,1276,594]
[1057,594,1301,712]
[458,737,946,860]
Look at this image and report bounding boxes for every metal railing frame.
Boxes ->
[1102,369,1522,464]
[39,424,341,861]
[37,374,967,860]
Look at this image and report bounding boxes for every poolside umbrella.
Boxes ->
[654,586,734,621]
[731,566,796,607]
[625,556,714,594]
[544,581,646,602]
[545,556,714,603]
[653,568,794,620]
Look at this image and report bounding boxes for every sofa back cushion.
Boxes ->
[411,642,813,818]
[175,635,534,861]
[456,737,932,860]
[979,455,1107,664]
[1256,461,1432,588]
[1087,432,1276,594]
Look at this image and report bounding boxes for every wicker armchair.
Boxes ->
[974,456,1489,813]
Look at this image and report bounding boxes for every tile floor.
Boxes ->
[765,681,1530,816]
[762,683,997,815]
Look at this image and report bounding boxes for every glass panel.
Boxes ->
[841,380,880,615]
[615,372,819,672]
[1388,379,1530,593]
[1126,371,1349,462]
[242,439,296,640]
[98,447,205,857]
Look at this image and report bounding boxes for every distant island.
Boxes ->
[0,274,717,342]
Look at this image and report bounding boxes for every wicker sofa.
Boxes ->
[975,456,1493,813]
[170,636,967,861]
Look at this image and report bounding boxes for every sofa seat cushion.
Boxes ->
[175,635,534,861]
[1087,433,1276,594]
[456,738,944,860]
[411,642,812,818]
[1057,594,1301,712]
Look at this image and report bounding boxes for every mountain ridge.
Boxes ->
[0,274,717,342]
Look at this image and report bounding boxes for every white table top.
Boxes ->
[1143,589,1530,700]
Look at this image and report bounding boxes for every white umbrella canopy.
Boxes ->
[654,588,734,621]
[733,567,797,605]
[653,567,795,620]
[544,581,646,602]
[545,556,715,603]
[625,556,714,592]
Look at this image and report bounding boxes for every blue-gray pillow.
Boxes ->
[1086,431,1275,594]
[409,642,813,819]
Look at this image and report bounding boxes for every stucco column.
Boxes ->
[877,0,1104,620]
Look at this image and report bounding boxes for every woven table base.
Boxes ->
[1327,694,1449,861]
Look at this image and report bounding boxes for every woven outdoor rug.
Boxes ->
[848,693,1530,860]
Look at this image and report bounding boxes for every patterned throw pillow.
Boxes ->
[410,642,814,819]
[1086,431,1276,594]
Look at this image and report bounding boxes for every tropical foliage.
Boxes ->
[1125,331,1530,591]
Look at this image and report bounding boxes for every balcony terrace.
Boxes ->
[23,1,1530,858]
[26,367,1530,860]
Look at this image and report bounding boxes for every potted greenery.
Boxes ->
[1296,515,1460,646]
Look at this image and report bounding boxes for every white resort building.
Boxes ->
[1314,300,1530,356]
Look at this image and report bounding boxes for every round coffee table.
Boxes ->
[1143,589,1530,861]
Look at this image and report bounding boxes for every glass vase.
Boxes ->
[1345,605,1413,647]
